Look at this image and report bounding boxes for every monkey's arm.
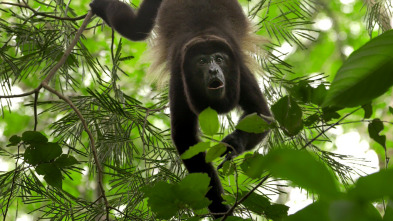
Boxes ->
[222,69,272,157]
[90,0,162,41]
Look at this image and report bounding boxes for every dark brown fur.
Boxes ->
[90,0,271,217]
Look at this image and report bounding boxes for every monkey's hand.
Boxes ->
[218,132,246,169]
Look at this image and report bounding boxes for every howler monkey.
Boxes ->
[90,0,271,217]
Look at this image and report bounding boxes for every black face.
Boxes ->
[183,47,240,114]
[189,52,229,100]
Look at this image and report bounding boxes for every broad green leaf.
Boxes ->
[233,191,288,219]
[235,113,270,133]
[286,201,329,221]
[177,173,211,210]
[271,96,303,136]
[35,163,54,175]
[240,153,266,179]
[321,107,341,122]
[265,204,289,220]
[329,200,382,221]
[287,80,313,103]
[349,169,393,201]
[40,165,62,189]
[304,114,319,126]
[310,84,328,106]
[368,118,386,149]
[245,148,340,199]
[7,135,22,147]
[181,142,210,160]
[205,143,226,163]
[221,161,235,175]
[198,107,219,136]
[54,154,79,168]
[22,131,48,144]
[24,142,62,166]
[389,106,393,115]
[213,217,252,221]
[143,173,212,219]
[323,30,393,108]
[240,192,270,215]
[383,200,393,221]
[362,103,373,119]
[142,182,179,219]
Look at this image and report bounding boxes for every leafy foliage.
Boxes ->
[0,0,393,220]
[323,30,393,108]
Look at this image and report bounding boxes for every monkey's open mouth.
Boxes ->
[208,79,224,90]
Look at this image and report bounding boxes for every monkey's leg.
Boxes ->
[170,76,230,217]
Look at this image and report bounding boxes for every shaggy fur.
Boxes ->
[90,0,271,218]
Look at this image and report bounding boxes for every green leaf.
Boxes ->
[287,80,313,103]
[24,142,62,166]
[321,107,341,122]
[349,169,393,201]
[323,30,393,108]
[240,192,270,215]
[271,96,303,136]
[286,201,329,221]
[198,107,219,136]
[22,131,48,144]
[7,135,22,147]
[311,84,328,106]
[235,113,270,133]
[368,118,386,149]
[143,173,212,219]
[362,103,373,119]
[240,153,266,179]
[389,106,393,115]
[265,204,289,220]
[329,200,382,221]
[205,143,226,163]
[35,163,53,175]
[383,200,393,221]
[181,142,210,160]
[213,217,252,221]
[177,173,211,210]
[304,114,319,126]
[142,182,178,219]
[247,148,340,199]
[36,164,63,189]
[54,154,79,168]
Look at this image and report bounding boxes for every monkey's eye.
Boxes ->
[215,56,224,63]
[198,58,208,64]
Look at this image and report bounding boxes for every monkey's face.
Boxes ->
[183,48,239,114]
[189,52,229,100]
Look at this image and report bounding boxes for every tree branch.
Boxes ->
[1,10,112,220]
[0,2,87,21]
[302,107,362,149]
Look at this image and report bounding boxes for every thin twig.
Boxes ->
[33,91,39,131]
[1,10,112,220]
[0,87,41,99]
[302,107,362,149]
[42,82,111,220]
[43,13,92,84]
[3,146,21,220]
[0,2,87,21]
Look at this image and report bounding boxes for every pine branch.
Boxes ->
[0,2,87,21]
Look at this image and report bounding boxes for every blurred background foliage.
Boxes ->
[0,0,392,220]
